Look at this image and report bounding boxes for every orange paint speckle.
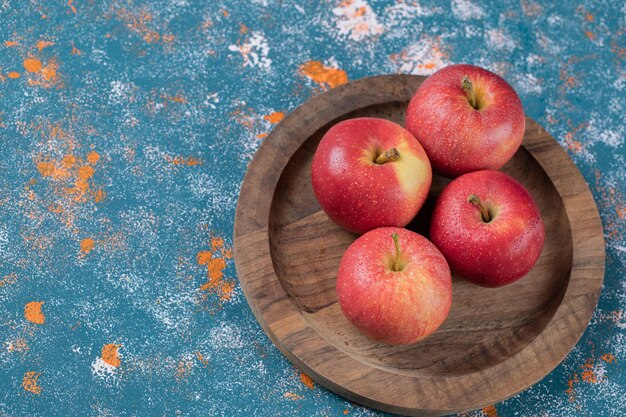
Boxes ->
[40,61,58,81]
[114,7,175,47]
[86,151,100,164]
[36,40,55,51]
[68,0,77,14]
[283,392,302,400]
[162,34,175,44]
[26,59,60,88]
[71,41,82,55]
[256,133,268,139]
[581,368,597,383]
[299,61,348,90]
[601,353,616,363]
[343,410,349,415]
[563,122,587,154]
[264,111,285,124]
[176,356,193,380]
[80,237,95,254]
[482,405,499,417]
[74,165,95,195]
[7,337,29,352]
[566,372,579,402]
[37,161,57,177]
[24,301,45,324]
[7,71,20,79]
[169,156,202,166]
[300,372,315,389]
[0,272,18,287]
[24,58,43,73]
[161,94,187,104]
[4,40,19,47]
[34,140,105,230]
[23,234,53,252]
[200,257,226,289]
[230,105,257,130]
[568,353,616,400]
[218,281,234,301]
[62,154,77,168]
[94,188,106,203]
[565,137,583,153]
[211,236,225,252]
[101,343,121,367]
[195,351,209,365]
[196,250,212,265]
[143,31,160,43]
[521,0,543,17]
[389,37,449,74]
[559,68,579,90]
[610,40,626,60]
[585,31,595,40]
[22,372,42,395]
[197,235,236,308]
[586,13,594,21]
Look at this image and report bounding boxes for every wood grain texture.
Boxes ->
[233,75,605,416]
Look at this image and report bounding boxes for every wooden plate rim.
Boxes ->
[233,75,605,415]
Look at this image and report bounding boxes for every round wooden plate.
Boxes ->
[233,75,605,416]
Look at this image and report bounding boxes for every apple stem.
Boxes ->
[391,233,402,272]
[468,194,491,223]
[375,148,400,164]
[461,75,477,109]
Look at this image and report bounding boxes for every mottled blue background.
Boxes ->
[0,0,624,416]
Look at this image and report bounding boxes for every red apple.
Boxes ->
[336,227,452,345]
[430,170,545,287]
[312,118,431,234]
[406,64,525,178]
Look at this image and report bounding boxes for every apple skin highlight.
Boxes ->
[336,227,452,345]
[430,170,545,287]
[406,64,525,178]
[312,117,432,234]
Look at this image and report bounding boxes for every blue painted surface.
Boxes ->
[0,1,624,416]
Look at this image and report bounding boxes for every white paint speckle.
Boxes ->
[228,31,272,70]
[332,0,384,42]
[385,1,439,20]
[451,0,484,20]
[91,357,119,381]
[209,322,244,349]
[586,113,625,148]
[485,28,517,51]
[0,222,9,255]
[513,73,543,95]
[204,92,220,110]
[390,35,450,75]
[464,25,482,37]
[547,14,562,25]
